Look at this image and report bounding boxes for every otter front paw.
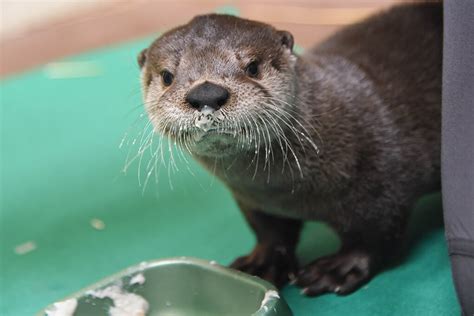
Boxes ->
[295,249,378,296]
[230,244,298,288]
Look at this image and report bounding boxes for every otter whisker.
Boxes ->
[264,102,318,159]
[259,109,291,175]
[145,134,163,188]
[122,120,155,174]
[260,105,305,178]
[157,133,165,184]
[255,112,271,172]
[271,125,303,178]
[174,122,191,165]
[265,96,322,154]
[245,110,264,179]
[168,124,179,173]
[238,109,256,162]
[175,123,198,179]
[241,109,259,174]
[142,153,156,194]
[256,112,278,182]
[119,112,149,149]
[263,104,308,155]
[182,129,194,155]
[121,112,152,160]
[137,120,155,152]
[156,115,177,190]
[137,129,155,186]
[239,111,252,149]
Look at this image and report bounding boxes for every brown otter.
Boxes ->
[137,2,442,296]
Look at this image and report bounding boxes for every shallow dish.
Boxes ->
[38,257,293,316]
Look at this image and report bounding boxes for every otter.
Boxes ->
[137,2,442,296]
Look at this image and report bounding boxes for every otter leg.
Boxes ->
[230,202,302,288]
[295,224,405,296]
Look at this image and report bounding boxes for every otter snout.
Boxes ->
[186,81,230,111]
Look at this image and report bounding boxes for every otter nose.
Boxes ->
[186,82,229,111]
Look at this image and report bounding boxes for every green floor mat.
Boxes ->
[0,36,459,315]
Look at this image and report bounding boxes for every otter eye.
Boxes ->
[160,70,174,86]
[246,61,259,78]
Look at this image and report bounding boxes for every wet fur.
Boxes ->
[139,3,442,295]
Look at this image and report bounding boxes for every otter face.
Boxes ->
[138,14,297,158]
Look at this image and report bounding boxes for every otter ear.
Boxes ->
[137,48,148,69]
[278,30,294,51]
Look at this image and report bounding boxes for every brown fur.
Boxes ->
[138,3,442,295]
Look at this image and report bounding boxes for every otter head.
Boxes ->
[138,14,297,158]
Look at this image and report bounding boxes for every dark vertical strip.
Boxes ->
[442,1,474,315]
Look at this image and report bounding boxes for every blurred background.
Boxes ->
[1,1,457,316]
[1,0,419,76]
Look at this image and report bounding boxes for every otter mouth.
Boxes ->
[187,106,245,156]
[194,105,225,132]
[191,127,241,157]
[193,127,237,143]
[192,105,238,142]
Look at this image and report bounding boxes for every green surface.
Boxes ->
[0,35,459,316]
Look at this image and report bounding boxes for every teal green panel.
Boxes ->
[0,36,459,316]
[215,5,240,16]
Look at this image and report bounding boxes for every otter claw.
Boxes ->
[295,249,376,297]
[230,245,298,288]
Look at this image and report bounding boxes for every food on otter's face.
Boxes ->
[138,5,442,297]
[194,106,223,132]
[137,14,299,158]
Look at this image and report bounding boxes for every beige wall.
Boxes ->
[0,0,418,76]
